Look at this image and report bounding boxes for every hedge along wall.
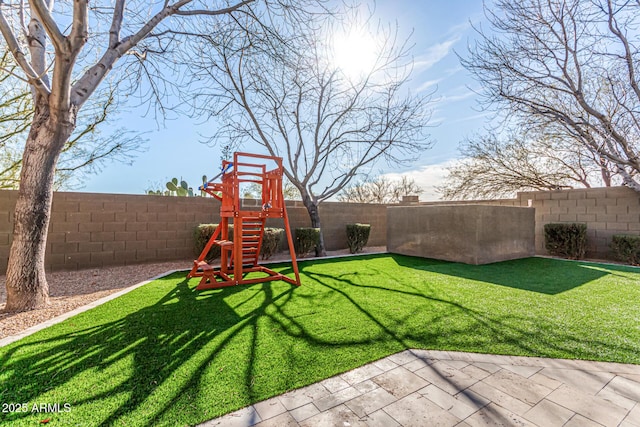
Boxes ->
[0,190,387,273]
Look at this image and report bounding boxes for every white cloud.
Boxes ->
[381,160,459,202]
[447,111,492,124]
[445,21,472,38]
[414,37,460,72]
[441,90,475,103]
[416,78,442,93]
[432,86,477,107]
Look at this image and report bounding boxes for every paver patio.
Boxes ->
[201,350,640,427]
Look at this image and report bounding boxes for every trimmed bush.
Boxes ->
[610,235,640,265]
[261,228,284,260]
[194,224,235,261]
[194,224,220,261]
[295,227,320,257]
[346,223,371,254]
[544,223,587,259]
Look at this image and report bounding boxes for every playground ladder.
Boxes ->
[229,217,265,269]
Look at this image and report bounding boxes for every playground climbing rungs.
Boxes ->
[187,152,300,289]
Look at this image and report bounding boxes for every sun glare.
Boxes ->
[332,30,378,79]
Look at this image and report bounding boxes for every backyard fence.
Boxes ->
[418,186,640,260]
[0,186,637,273]
[0,191,386,273]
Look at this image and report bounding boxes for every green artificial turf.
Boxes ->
[1,254,639,426]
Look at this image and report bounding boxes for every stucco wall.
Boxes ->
[387,205,535,264]
[420,186,640,259]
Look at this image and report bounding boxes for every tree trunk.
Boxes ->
[301,194,327,257]
[599,157,612,187]
[3,98,73,312]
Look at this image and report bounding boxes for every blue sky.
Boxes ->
[83,1,487,201]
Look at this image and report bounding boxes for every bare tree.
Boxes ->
[1,52,143,189]
[187,8,433,255]
[464,0,640,193]
[439,130,619,200]
[242,180,300,200]
[338,175,423,203]
[0,50,31,188]
[0,0,312,312]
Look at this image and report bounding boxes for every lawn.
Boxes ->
[1,254,639,426]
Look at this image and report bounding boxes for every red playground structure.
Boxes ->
[187,152,301,290]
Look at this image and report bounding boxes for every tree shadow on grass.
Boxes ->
[390,253,618,294]
[1,256,638,426]
[0,274,301,426]
[298,257,640,364]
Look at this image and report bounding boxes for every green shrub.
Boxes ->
[610,235,640,265]
[346,223,371,254]
[295,227,320,257]
[261,228,284,260]
[194,224,220,260]
[544,223,587,259]
[194,224,235,261]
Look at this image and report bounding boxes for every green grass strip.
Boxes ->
[0,254,639,426]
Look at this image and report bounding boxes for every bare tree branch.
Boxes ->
[461,0,640,193]
[71,0,256,107]
[187,5,432,254]
[28,0,65,52]
[0,4,50,96]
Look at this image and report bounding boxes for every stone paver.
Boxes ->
[289,403,319,423]
[344,387,397,417]
[462,364,494,380]
[353,379,378,393]
[540,367,615,395]
[372,366,430,398]
[340,363,385,385]
[603,375,640,402]
[414,360,480,395]
[383,392,461,426]
[419,383,479,419]
[363,409,401,427]
[278,383,329,411]
[200,350,640,427]
[546,384,628,426]
[253,397,286,421]
[563,414,604,427]
[468,380,533,416]
[481,369,552,405]
[500,364,542,378]
[464,402,537,427]
[319,376,350,393]
[623,404,640,426]
[253,412,298,427]
[313,386,361,411]
[522,399,575,426]
[299,404,366,427]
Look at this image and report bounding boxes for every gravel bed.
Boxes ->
[0,247,386,341]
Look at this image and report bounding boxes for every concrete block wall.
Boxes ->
[0,191,387,273]
[1,186,637,272]
[242,198,387,251]
[0,191,221,273]
[516,187,640,258]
